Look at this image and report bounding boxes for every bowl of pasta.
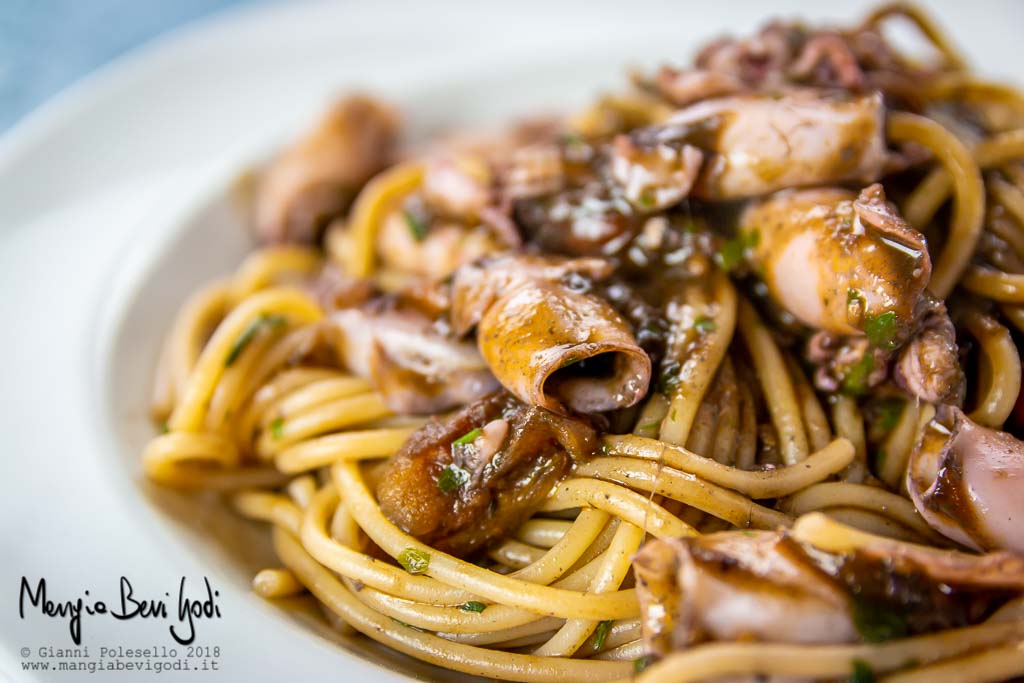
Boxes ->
[6,1,1024,681]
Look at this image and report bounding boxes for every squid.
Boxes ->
[377,392,597,557]
[633,528,1024,657]
[625,90,887,201]
[907,407,1024,553]
[740,184,963,402]
[256,95,399,244]
[374,206,503,282]
[331,303,498,415]
[450,255,652,415]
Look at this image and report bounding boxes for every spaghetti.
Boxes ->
[144,4,1024,681]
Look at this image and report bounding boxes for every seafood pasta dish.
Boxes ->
[143,4,1024,681]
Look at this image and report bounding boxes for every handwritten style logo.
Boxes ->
[19,577,222,645]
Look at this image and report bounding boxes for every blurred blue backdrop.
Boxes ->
[0,0,257,131]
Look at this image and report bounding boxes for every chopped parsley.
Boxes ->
[715,229,759,272]
[633,656,652,673]
[873,449,887,473]
[397,548,431,575]
[638,420,661,434]
[457,601,488,613]
[437,464,470,493]
[841,353,875,396]
[715,237,746,271]
[876,398,904,431]
[864,311,899,350]
[850,659,876,683]
[159,421,169,434]
[453,428,483,446]
[657,359,682,395]
[225,314,286,366]
[592,620,613,651]
[391,618,425,632]
[851,599,908,643]
[269,416,285,440]
[403,208,429,241]
[560,131,584,146]
[694,315,716,333]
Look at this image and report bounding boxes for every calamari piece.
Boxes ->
[502,144,565,201]
[634,528,1024,657]
[634,533,855,655]
[654,91,887,199]
[609,134,703,211]
[331,305,498,415]
[421,155,491,219]
[450,255,650,414]
[741,184,930,339]
[652,66,746,107]
[375,205,502,282]
[256,95,399,244]
[377,392,597,557]
[449,254,613,335]
[513,185,643,257]
[908,407,1024,553]
[479,280,651,414]
[893,305,964,405]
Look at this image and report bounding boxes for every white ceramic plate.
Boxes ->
[2,1,1022,680]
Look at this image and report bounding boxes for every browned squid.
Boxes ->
[634,529,1024,657]
[377,391,597,557]
[740,184,963,402]
[908,407,1024,553]
[618,90,887,203]
[331,300,498,415]
[450,255,652,415]
[256,95,400,244]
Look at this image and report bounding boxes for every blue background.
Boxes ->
[0,0,255,131]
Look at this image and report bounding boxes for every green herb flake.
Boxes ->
[391,618,425,632]
[745,228,761,248]
[560,131,584,146]
[453,428,483,446]
[403,209,429,241]
[694,315,716,333]
[225,314,286,366]
[437,464,470,493]
[847,288,865,304]
[592,620,613,651]
[600,443,610,454]
[657,360,681,395]
[397,547,431,575]
[850,658,876,683]
[159,422,169,434]
[841,353,875,396]
[458,601,488,613]
[637,192,657,209]
[864,311,899,350]
[851,599,908,643]
[874,449,887,473]
[270,416,285,440]
[633,656,652,673]
[715,236,746,271]
[899,658,921,671]
[877,399,904,431]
